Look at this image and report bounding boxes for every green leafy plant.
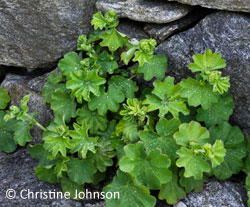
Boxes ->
[1,9,249,206]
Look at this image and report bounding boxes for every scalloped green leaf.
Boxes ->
[50,87,77,122]
[43,118,72,158]
[176,147,211,180]
[42,71,65,104]
[137,55,167,81]
[14,118,34,146]
[61,177,84,199]
[173,121,210,147]
[35,166,58,184]
[97,51,118,74]
[58,52,81,79]
[196,93,234,127]
[209,122,247,179]
[133,51,153,67]
[188,49,226,73]
[0,110,17,153]
[88,84,125,115]
[0,87,10,109]
[100,29,128,52]
[66,70,106,103]
[76,105,107,134]
[179,169,207,193]
[109,75,138,98]
[69,122,100,159]
[139,118,181,161]
[119,142,172,190]
[67,157,96,185]
[179,77,219,110]
[159,167,186,204]
[89,137,116,172]
[143,77,189,118]
[103,170,156,207]
[91,11,107,30]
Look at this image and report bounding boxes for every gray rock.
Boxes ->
[176,179,247,207]
[1,71,54,144]
[96,0,192,24]
[166,0,250,13]
[0,149,84,207]
[156,11,250,133]
[0,0,97,69]
[117,19,149,42]
[144,8,211,43]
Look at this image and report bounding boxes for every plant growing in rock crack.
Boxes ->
[0,9,249,206]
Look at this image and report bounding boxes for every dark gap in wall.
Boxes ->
[166,6,215,39]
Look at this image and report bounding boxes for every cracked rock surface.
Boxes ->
[96,0,192,23]
[0,0,97,69]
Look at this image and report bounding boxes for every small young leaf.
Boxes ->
[91,11,107,30]
[103,170,156,207]
[196,93,234,127]
[121,46,137,65]
[137,55,167,81]
[133,51,153,67]
[188,49,226,73]
[119,142,172,190]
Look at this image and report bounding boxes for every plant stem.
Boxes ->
[24,113,46,131]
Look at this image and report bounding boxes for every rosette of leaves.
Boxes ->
[188,49,229,94]
[174,121,226,180]
[143,76,189,118]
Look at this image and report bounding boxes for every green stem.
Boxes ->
[24,113,46,131]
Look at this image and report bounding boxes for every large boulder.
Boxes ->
[175,178,247,207]
[1,70,54,144]
[156,11,250,133]
[166,0,250,13]
[0,0,97,69]
[0,149,104,207]
[96,0,192,24]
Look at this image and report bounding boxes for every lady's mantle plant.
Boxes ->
[0,10,249,206]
